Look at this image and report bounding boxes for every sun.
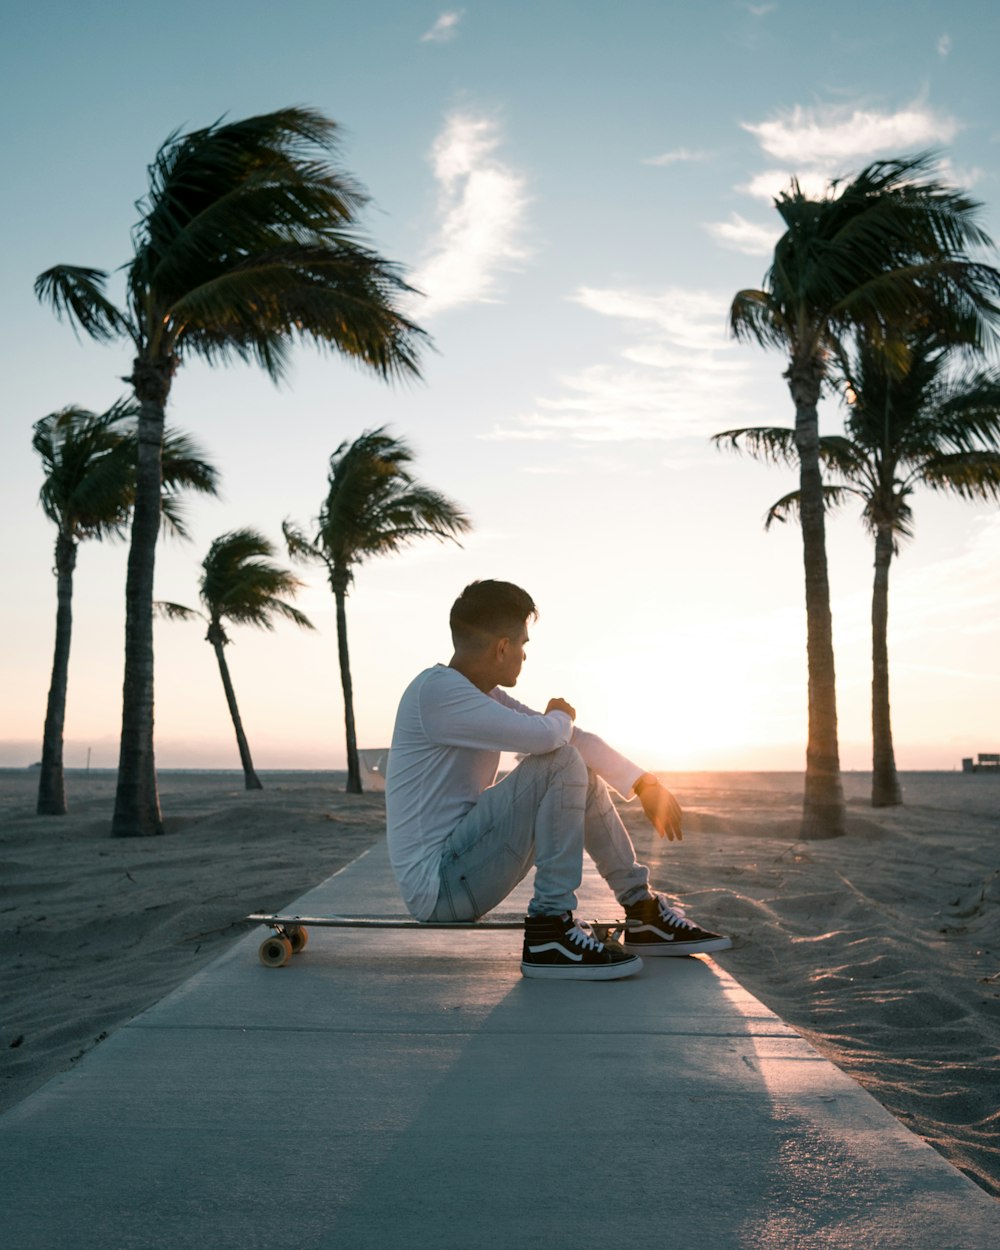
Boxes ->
[569,620,806,772]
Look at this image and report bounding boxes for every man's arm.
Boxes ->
[491,688,683,840]
[420,675,573,755]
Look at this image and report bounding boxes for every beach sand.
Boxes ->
[1,768,997,1197]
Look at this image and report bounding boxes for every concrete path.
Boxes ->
[2,843,996,1249]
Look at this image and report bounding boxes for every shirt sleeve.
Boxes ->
[567,727,644,800]
[419,676,573,754]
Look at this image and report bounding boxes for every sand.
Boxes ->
[1,767,997,1198]
[0,771,380,1115]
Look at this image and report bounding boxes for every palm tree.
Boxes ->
[284,428,470,793]
[729,154,1000,838]
[33,402,218,815]
[35,107,427,836]
[714,334,1000,808]
[158,529,313,789]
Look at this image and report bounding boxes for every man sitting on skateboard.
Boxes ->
[386,580,731,980]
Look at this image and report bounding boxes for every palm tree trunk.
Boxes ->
[112,358,171,836]
[334,585,362,794]
[787,359,846,839]
[209,628,263,790]
[37,532,78,815]
[871,526,902,807]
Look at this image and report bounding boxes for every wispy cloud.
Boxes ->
[742,102,959,167]
[420,10,464,43]
[409,114,530,316]
[643,146,712,167]
[937,33,951,57]
[704,212,781,255]
[484,285,765,444]
[743,2,776,15]
[706,100,963,255]
[936,156,983,189]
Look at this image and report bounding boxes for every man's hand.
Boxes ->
[545,697,576,721]
[635,776,683,841]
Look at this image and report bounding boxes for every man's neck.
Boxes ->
[448,654,497,694]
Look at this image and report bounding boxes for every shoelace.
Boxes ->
[567,918,604,952]
[655,897,698,930]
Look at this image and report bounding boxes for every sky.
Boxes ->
[2,0,999,775]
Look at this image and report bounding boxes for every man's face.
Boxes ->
[496,624,529,687]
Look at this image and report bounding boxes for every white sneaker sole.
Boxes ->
[520,955,643,980]
[624,936,732,957]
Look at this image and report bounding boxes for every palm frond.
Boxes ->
[764,485,859,530]
[764,489,802,528]
[155,427,220,540]
[930,366,1000,451]
[154,600,202,622]
[161,428,221,496]
[198,528,313,631]
[729,289,787,351]
[298,427,470,580]
[740,153,1000,377]
[816,435,871,478]
[166,245,427,382]
[282,518,329,568]
[712,426,797,465]
[262,599,315,631]
[117,106,428,383]
[33,402,137,539]
[34,266,133,344]
[138,109,364,286]
[917,451,1000,501]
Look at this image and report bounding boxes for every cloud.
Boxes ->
[420,10,463,43]
[643,147,712,167]
[719,102,971,254]
[937,34,951,57]
[935,156,983,189]
[704,212,782,255]
[742,102,960,167]
[484,285,766,444]
[743,2,776,14]
[737,168,833,201]
[409,114,530,316]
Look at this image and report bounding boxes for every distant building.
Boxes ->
[962,753,1000,773]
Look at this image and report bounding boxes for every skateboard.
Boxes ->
[247,912,626,967]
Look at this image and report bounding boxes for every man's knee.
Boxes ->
[550,742,587,782]
[586,766,610,797]
[582,760,605,790]
[517,742,586,785]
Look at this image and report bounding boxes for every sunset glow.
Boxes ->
[2,3,998,776]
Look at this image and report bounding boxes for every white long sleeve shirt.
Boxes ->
[385,664,643,919]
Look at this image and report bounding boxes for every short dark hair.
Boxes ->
[450,580,537,648]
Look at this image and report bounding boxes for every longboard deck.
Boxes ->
[248,911,626,966]
[247,912,528,930]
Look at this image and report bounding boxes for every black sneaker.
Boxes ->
[624,893,732,956]
[521,913,642,980]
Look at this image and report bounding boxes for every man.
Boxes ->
[385,580,731,980]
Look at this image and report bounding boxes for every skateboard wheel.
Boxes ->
[287,925,309,954]
[259,935,293,967]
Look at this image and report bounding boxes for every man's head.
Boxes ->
[449,580,537,688]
